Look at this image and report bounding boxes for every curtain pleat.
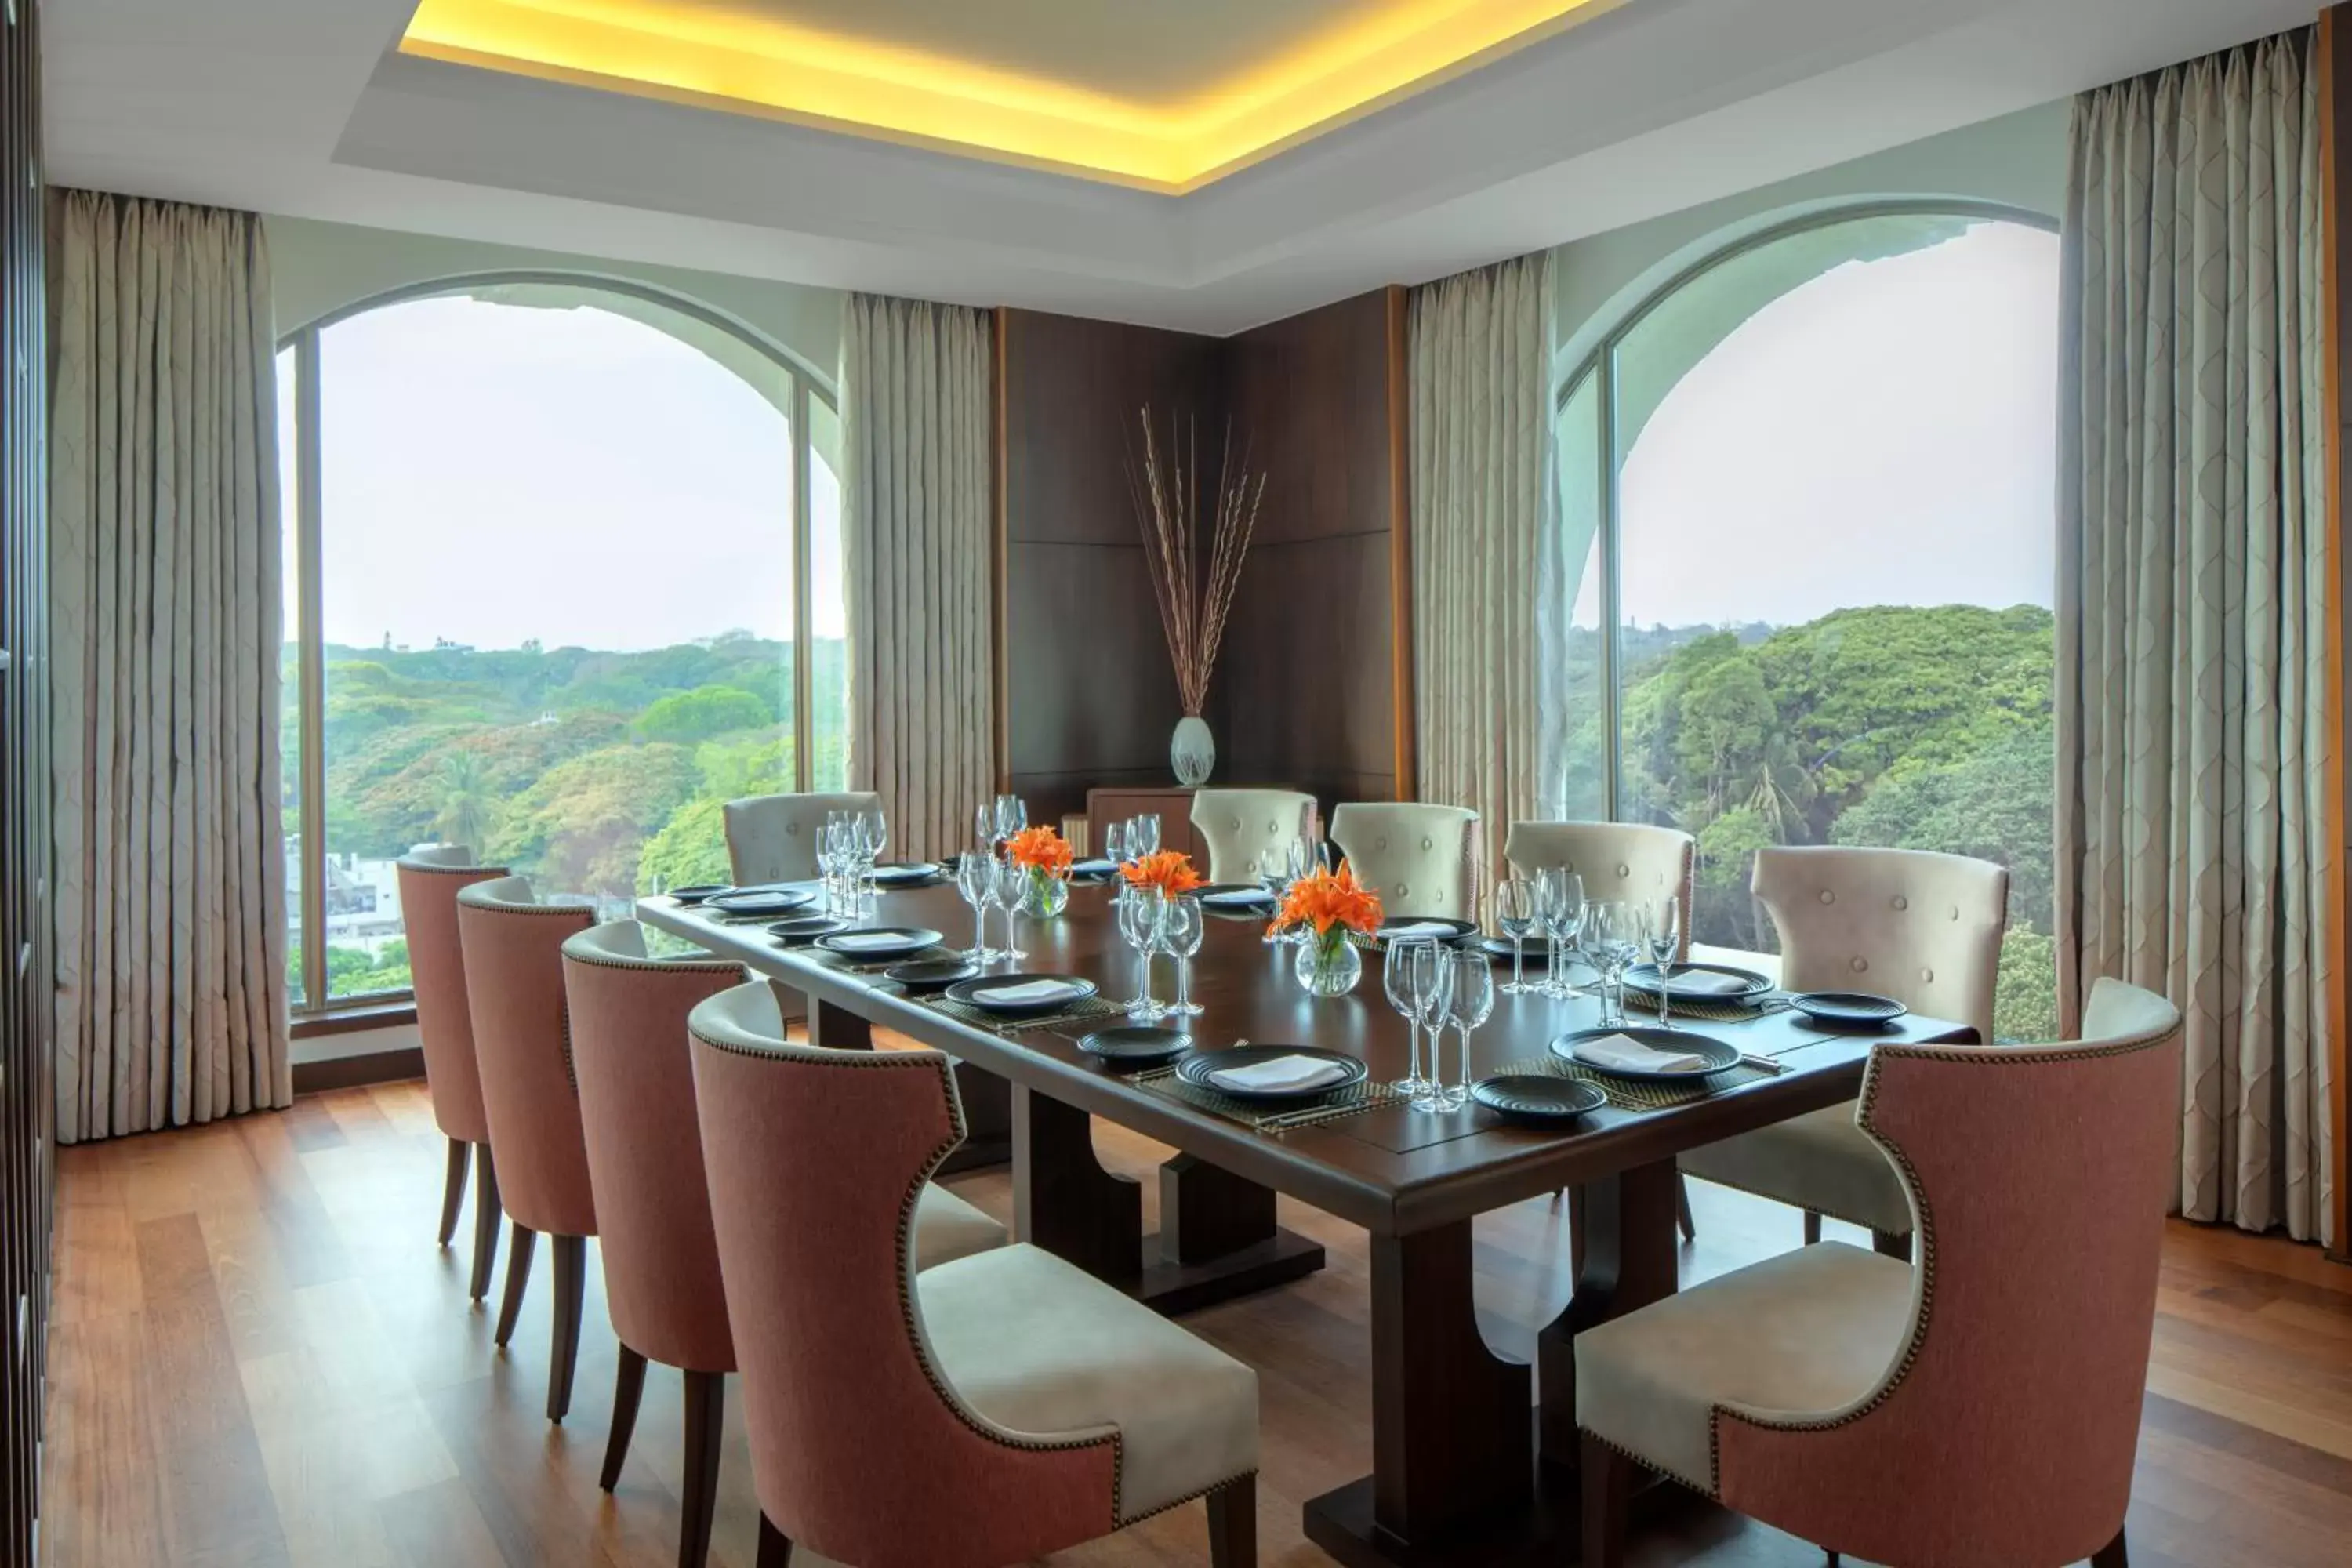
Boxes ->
[1408,252,1560,892]
[840,295,994,863]
[49,189,291,1142]
[2056,29,2333,1243]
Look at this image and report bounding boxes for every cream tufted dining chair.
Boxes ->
[722,790,885,885]
[1503,822,1696,963]
[1679,845,2009,1256]
[1329,802,1479,920]
[1190,789,1317,883]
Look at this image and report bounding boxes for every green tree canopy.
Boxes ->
[633,684,775,744]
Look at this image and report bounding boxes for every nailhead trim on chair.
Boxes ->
[688,1022,1127,1527]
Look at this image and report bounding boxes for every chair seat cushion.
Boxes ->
[1679,1102,1915,1235]
[1577,1241,1914,1492]
[913,1182,1007,1270]
[917,1243,1258,1522]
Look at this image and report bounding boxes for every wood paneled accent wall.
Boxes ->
[2321,5,2351,1261]
[993,288,1410,830]
[0,0,53,1556]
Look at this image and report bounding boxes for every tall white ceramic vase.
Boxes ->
[1171,714,1215,786]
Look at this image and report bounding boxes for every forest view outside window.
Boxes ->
[278,283,847,1010]
[1555,210,2060,1038]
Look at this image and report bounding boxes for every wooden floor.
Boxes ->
[35,1076,2352,1568]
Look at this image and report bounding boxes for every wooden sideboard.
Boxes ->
[1085,786,1210,866]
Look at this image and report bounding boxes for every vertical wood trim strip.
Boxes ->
[2322,5,2350,1260]
[1385,285,1414,802]
[991,306,1011,795]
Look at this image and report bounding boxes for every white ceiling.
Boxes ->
[42,0,2318,336]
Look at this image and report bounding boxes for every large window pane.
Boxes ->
[277,347,305,1007]
[1553,371,1606,821]
[808,397,849,790]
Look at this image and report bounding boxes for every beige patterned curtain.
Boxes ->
[49,190,291,1142]
[1409,251,1559,895]
[840,295,994,862]
[2056,29,2333,1243]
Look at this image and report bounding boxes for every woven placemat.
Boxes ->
[1131,1065,1406,1134]
[1498,1051,1779,1111]
[917,993,1130,1035]
[1621,989,1792,1025]
[809,945,955,976]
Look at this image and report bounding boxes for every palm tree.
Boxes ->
[433,751,497,855]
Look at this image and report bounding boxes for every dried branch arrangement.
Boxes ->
[1127,407,1267,717]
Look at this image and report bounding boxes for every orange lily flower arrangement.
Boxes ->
[1120,849,1204,898]
[1271,859,1383,945]
[1004,825,1075,879]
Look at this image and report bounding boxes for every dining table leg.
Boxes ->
[1013,1084,1144,1287]
[1538,1158,1680,1472]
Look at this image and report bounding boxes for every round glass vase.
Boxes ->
[1020,868,1071,920]
[1294,930,1363,997]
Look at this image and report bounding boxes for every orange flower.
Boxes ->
[1004,825,1075,877]
[1272,859,1383,940]
[1120,849,1204,897]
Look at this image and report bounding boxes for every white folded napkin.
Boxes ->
[1573,1033,1711,1074]
[1073,858,1116,875]
[1203,887,1271,904]
[1210,1054,1352,1094]
[1659,967,1749,996]
[870,862,935,880]
[975,978,1079,1006]
[830,931,916,952]
[1385,920,1457,938]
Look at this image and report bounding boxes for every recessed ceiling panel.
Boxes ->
[400,0,1617,191]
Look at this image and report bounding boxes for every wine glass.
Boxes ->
[1383,938,1436,1098]
[1104,820,1131,913]
[955,845,996,961]
[862,806,889,867]
[1585,899,1640,1027]
[975,801,998,852]
[994,795,1027,845]
[1120,891,1163,1017]
[1645,894,1683,1029]
[1130,815,1160,858]
[1406,944,1457,1113]
[1158,895,1203,1016]
[1441,949,1494,1112]
[1538,868,1585,998]
[991,855,1029,961]
[1494,878,1537,995]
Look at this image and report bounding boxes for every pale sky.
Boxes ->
[285,295,844,653]
[1595,221,2059,628]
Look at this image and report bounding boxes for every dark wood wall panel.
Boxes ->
[2321,5,2351,1260]
[0,0,53,1560]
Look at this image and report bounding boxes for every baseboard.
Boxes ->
[292,1046,424,1094]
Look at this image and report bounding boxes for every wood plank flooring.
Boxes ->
[37,1076,2352,1567]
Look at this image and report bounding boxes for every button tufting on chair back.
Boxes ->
[1189,789,1316,883]
[1504,822,1696,961]
[723,791,886,885]
[1751,846,2009,1043]
[1330,802,1479,920]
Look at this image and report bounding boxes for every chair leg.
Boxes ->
[755,1513,794,1568]
[495,1222,537,1347]
[1802,1209,1823,1245]
[1871,1228,1912,1261]
[600,1346,648,1491]
[469,1144,503,1302]
[1579,1432,1631,1568]
[437,1138,470,1248]
[679,1371,726,1568]
[1206,1475,1256,1568]
[2091,1526,2129,1567]
[1675,1174,1697,1241]
[548,1233,586,1422]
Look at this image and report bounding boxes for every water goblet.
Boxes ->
[1130,814,1160,858]
[991,855,1029,961]
[1441,949,1494,1112]
[1406,944,1457,1113]
[1120,891,1164,1017]
[954,847,996,961]
[994,795,1027,844]
[1494,878,1537,995]
[1383,938,1436,1097]
[1646,894,1682,1029]
[1585,899,1640,1027]
[1159,895,1204,1016]
[1538,868,1585,997]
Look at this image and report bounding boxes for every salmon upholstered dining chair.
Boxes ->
[1329,801,1479,920]
[722,790,885,885]
[689,980,1261,1568]
[395,844,511,1301]
[1189,789,1317,884]
[1679,845,2009,1258]
[455,874,598,1421]
[1577,978,2180,1568]
[561,927,1006,1567]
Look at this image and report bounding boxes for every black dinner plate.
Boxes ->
[1196,883,1276,908]
[1790,990,1908,1028]
[1078,1025,1193,1065]
[1377,916,1478,944]
[709,887,818,917]
[815,927,944,961]
[1471,1074,1607,1125]
[765,914,848,944]
[885,957,980,993]
[1622,961,1773,1002]
[944,973,1100,1015]
[1176,1044,1368,1102]
[1465,932,1560,960]
[867,862,941,886]
[1069,858,1119,882]
[667,884,730,905]
[1548,1025,1741,1082]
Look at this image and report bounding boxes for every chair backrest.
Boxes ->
[561,920,743,1374]
[689,982,1116,1567]
[394,845,509,1145]
[1751,845,2008,1042]
[723,791,885,885]
[1189,789,1316,883]
[1329,802,1479,920]
[1504,821,1695,960]
[1715,978,2183,1566]
[456,875,598,1238]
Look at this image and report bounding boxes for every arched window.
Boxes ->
[276,278,845,1011]
[1555,205,2060,1037]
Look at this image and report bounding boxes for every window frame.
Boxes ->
[278,271,840,1020]
[1554,198,2058,823]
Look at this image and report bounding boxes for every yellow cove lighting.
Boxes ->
[401,0,1611,193]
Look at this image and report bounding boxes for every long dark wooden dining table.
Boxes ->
[638,876,1975,1567]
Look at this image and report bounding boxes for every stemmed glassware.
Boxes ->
[1439,949,1494,1112]
[1645,895,1683,1029]
[1538,869,1586,998]
[1120,891,1164,1017]
[1129,814,1161,858]
[1585,899,1640,1027]
[1158,895,1203,1016]
[955,846,997,961]
[991,855,1029,961]
[1407,944,1457,1112]
[994,795,1027,844]
[1383,938,1436,1098]
[1494,878,1537,995]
